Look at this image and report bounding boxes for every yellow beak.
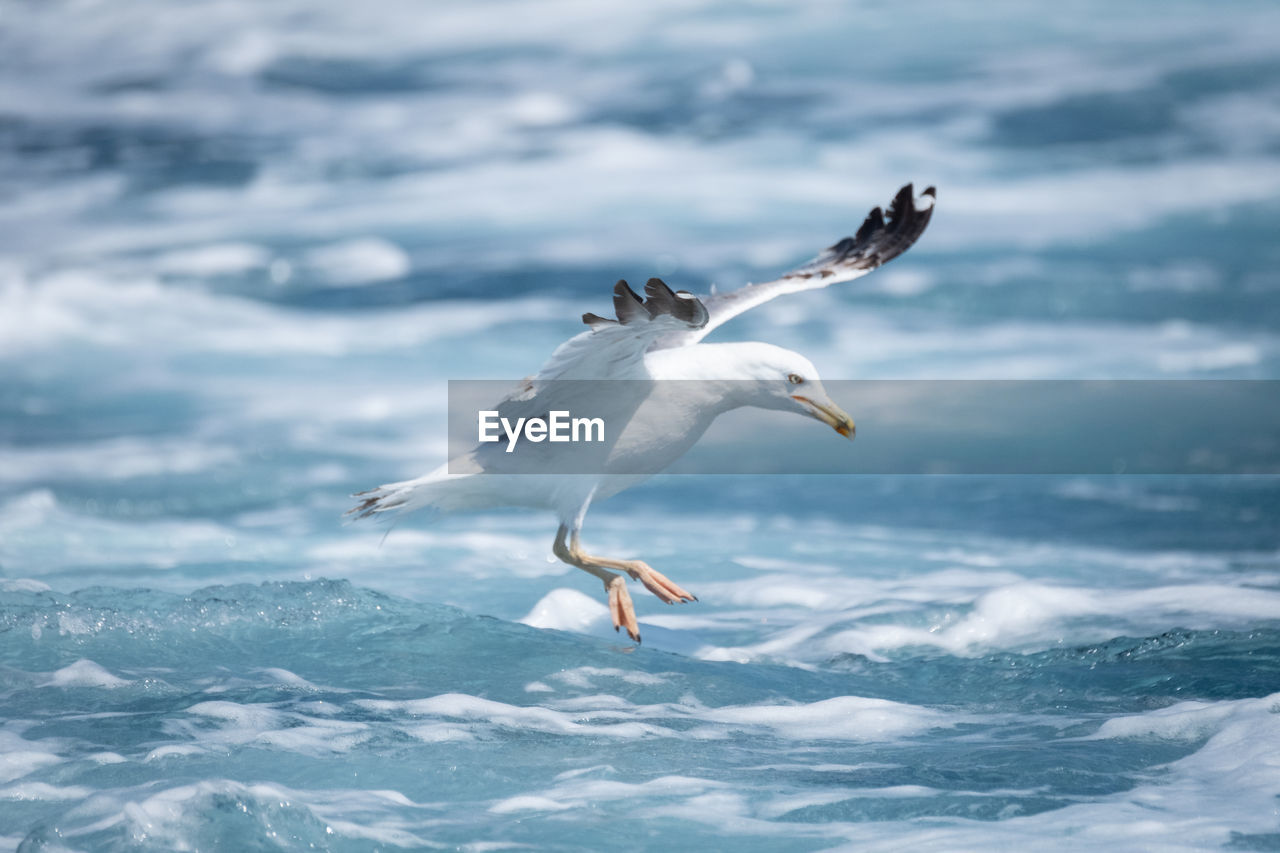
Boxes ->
[792,395,855,439]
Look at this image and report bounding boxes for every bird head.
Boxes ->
[735,344,855,439]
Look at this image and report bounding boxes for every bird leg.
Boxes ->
[552,525,696,643]
[553,529,639,641]
[556,526,697,605]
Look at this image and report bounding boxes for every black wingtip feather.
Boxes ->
[853,206,884,244]
[886,184,914,227]
[784,183,936,280]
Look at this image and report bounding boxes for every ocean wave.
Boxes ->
[2,578,1277,849]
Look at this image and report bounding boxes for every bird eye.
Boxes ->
[787,373,804,385]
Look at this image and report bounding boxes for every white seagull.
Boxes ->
[350,184,936,641]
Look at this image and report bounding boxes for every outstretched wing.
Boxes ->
[655,183,935,349]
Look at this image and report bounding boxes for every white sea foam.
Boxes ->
[0,782,95,801]
[488,795,573,814]
[816,692,1280,850]
[34,683,1271,853]
[0,266,566,357]
[153,242,271,276]
[255,667,323,690]
[75,780,437,850]
[315,527,562,581]
[823,582,1280,658]
[792,306,1278,379]
[0,578,51,593]
[144,744,207,762]
[303,237,411,286]
[520,588,610,633]
[41,660,132,689]
[398,723,477,743]
[552,667,665,688]
[453,691,1274,852]
[0,437,240,484]
[355,693,662,739]
[356,689,955,746]
[0,750,62,785]
[1052,480,1200,512]
[698,696,953,741]
[182,701,371,754]
[0,489,251,576]
[1085,693,1280,742]
[494,774,727,820]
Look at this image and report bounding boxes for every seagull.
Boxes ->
[350,184,935,642]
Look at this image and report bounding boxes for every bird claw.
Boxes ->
[607,578,641,643]
[627,563,696,605]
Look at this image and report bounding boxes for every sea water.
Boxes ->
[2,1,1279,849]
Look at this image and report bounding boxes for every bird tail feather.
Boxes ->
[345,473,444,521]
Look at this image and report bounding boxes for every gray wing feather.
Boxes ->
[642,278,708,328]
[582,278,708,330]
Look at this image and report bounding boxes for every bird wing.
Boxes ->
[653,183,935,350]
[457,278,709,476]
[497,277,709,410]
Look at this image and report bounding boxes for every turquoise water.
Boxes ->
[3,1,1280,849]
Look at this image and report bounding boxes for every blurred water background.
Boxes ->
[2,1,1280,849]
